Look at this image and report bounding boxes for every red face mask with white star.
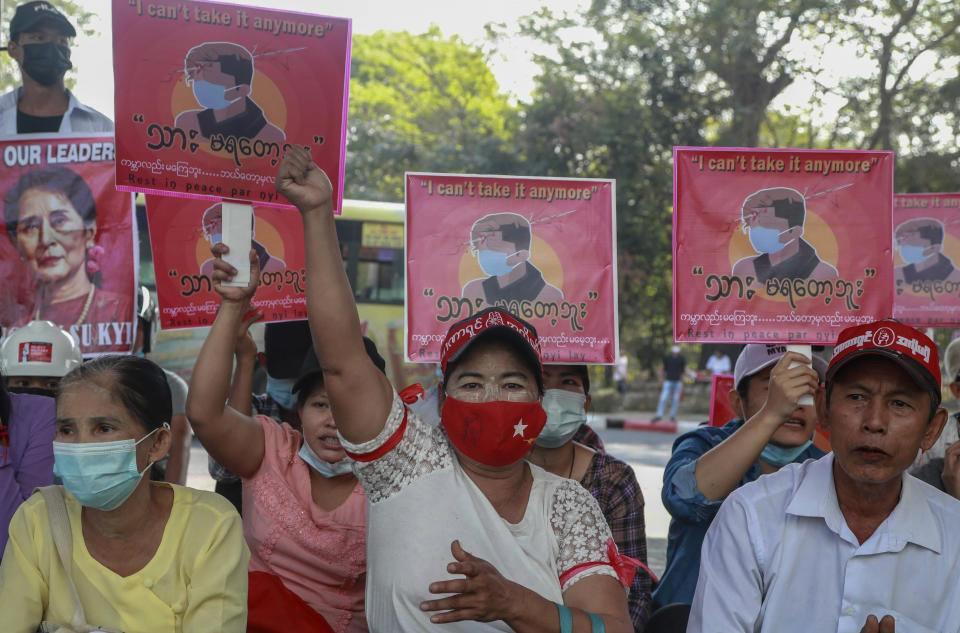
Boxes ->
[441,397,547,467]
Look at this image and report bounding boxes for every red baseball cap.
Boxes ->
[439,307,542,382]
[827,320,941,408]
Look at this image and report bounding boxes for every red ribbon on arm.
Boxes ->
[0,425,9,465]
[606,538,659,587]
[398,383,425,405]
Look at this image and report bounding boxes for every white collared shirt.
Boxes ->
[688,453,960,633]
[0,86,113,135]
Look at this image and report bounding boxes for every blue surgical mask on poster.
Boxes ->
[899,244,929,265]
[207,232,223,245]
[298,441,354,478]
[748,226,790,254]
[266,375,299,411]
[53,424,169,511]
[536,389,588,448]
[478,250,520,276]
[759,439,812,468]
[192,80,240,110]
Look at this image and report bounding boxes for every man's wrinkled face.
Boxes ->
[818,356,945,486]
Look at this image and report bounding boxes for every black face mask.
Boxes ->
[6,386,57,399]
[21,42,72,86]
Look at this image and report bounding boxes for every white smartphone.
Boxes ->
[221,201,253,287]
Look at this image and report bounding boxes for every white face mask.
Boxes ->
[298,440,353,478]
[536,389,588,448]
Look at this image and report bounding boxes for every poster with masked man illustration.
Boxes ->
[405,172,618,365]
[892,193,960,327]
[144,194,306,329]
[112,0,350,211]
[673,147,894,344]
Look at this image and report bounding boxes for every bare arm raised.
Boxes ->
[275,147,393,444]
[185,246,266,479]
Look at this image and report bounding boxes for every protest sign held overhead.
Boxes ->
[674,147,894,344]
[0,134,137,355]
[405,173,618,364]
[892,193,960,327]
[112,0,350,211]
[145,195,306,329]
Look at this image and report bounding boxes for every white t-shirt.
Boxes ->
[705,354,731,374]
[689,453,960,633]
[341,392,618,632]
[614,355,628,381]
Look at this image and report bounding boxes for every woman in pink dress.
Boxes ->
[186,249,371,633]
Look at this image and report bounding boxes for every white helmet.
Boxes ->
[1,320,83,378]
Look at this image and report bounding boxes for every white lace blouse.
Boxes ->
[341,391,618,632]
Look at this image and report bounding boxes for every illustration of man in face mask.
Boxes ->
[0,1,113,134]
[198,203,285,277]
[894,218,960,285]
[461,212,563,305]
[732,187,838,284]
[174,41,284,143]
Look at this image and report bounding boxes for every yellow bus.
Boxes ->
[141,198,435,389]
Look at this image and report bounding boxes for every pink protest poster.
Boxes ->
[405,173,618,364]
[892,193,960,327]
[145,195,306,329]
[673,147,895,345]
[0,134,137,355]
[112,0,350,210]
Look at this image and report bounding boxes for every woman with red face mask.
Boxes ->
[224,147,632,633]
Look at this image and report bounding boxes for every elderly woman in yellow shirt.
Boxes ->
[0,355,249,633]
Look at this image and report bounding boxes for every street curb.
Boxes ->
[605,418,678,434]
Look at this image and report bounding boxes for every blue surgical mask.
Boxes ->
[192,80,240,110]
[748,226,790,254]
[759,439,812,468]
[298,440,354,478]
[536,389,588,449]
[53,424,168,511]
[478,250,520,277]
[899,244,929,265]
[266,375,298,411]
[207,232,223,245]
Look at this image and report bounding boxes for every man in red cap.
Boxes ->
[688,320,960,633]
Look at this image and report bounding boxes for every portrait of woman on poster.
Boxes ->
[3,166,128,332]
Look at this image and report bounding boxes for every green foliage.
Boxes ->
[346,27,520,202]
[512,6,710,371]
[829,0,960,153]
[0,0,96,94]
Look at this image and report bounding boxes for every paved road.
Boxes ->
[185,421,682,576]
[594,426,675,577]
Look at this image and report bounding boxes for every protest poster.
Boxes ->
[892,193,960,327]
[145,195,306,329]
[674,147,894,345]
[113,0,350,210]
[405,173,618,364]
[0,134,137,355]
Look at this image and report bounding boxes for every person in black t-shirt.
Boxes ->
[652,345,686,422]
[0,1,112,134]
